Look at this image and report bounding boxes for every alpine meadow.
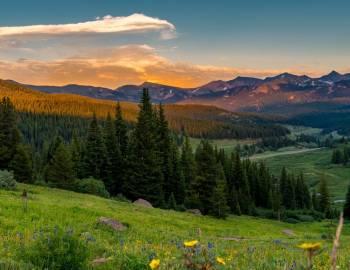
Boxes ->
[1,1,350,269]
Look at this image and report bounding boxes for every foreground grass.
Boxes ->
[0,184,350,269]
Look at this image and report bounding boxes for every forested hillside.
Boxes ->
[0,79,289,141]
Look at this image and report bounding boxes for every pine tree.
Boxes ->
[319,176,331,217]
[83,114,107,179]
[295,173,311,209]
[343,147,349,166]
[103,113,122,195]
[181,133,196,189]
[115,102,128,156]
[167,192,177,210]
[209,166,230,219]
[123,89,164,206]
[157,103,173,200]
[280,168,296,209]
[332,149,343,164]
[193,140,221,214]
[70,132,83,178]
[343,183,350,219]
[46,143,75,189]
[0,97,21,169]
[170,141,186,204]
[10,144,33,183]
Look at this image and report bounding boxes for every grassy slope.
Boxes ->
[253,147,350,201]
[0,184,349,269]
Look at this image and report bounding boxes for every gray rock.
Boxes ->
[186,209,202,215]
[98,217,126,231]
[92,257,112,266]
[133,198,153,208]
[282,229,295,236]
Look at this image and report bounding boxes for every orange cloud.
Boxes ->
[0,44,334,88]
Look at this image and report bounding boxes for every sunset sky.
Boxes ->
[0,0,350,88]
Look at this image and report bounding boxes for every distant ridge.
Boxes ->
[5,70,350,113]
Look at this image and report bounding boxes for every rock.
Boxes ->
[92,257,112,266]
[98,217,126,231]
[220,236,244,242]
[186,209,202,215]
[133,198,153,208]
[282,229,295,236]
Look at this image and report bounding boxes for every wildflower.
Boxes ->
[298,242,321,251]
[216,257,226,265]
[298,242,322,269]
[149,259,160,269]
[184,240,198,247]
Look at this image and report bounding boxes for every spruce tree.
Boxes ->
[123,89,164,206]
[157,103,173,200]
[319,176,331,217]
[170,141,186,204]
[209,166,230,219]
[0,97,21,169]
[343,183,350,219]
[332,149,343,164]
[295,173,311,209]
[46,143,75,189]
[115,102,128,156]
[193,140,221,214]
[70,132,83,178]
[181,133,196,189]
[343,147,349,166]
[83,114,106,180]
[103,113,122,195]
[10,144,33,183]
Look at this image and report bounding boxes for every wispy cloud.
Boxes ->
[0,44,329,88]
[0,14,176,39]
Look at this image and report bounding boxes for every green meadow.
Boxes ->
[0,184,349,269]
[253,147,350,201]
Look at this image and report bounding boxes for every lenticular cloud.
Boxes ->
[0,13,176,38]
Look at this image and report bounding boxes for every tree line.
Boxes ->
[0,91,337,219]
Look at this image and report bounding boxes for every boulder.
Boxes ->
[133,198,153,208]
[92,257,112,266]
[186,209,202,215]
[282,229,295,236]
[98,217,126,231]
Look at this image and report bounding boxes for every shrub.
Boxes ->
[20,227,89,270]
[297,215,315,222]
[0,170,17,190]
[112,193,131,203]
[284,217,299,224]
[74,177,109,198]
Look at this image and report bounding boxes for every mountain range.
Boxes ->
[7,70,350,114]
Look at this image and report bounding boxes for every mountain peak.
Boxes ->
[319,70,348,83]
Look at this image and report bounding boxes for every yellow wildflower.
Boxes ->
[298,242,321,251]
[149,259,160,269]
[216,257,226,265]
[184,240,199,247]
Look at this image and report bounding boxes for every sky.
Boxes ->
[0,0,350,88]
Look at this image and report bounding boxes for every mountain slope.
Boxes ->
[0,79,289,139]
[2,183,347,269]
